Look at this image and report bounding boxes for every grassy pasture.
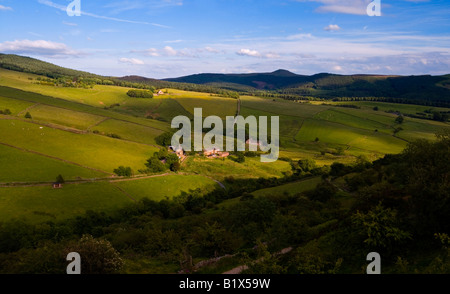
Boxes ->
[113,174,220,202]
[182,156,291,181]
[28,104,105,130]
[0,175,223,223]
[241,96,330,118]
[0,68,129,107]
[252,176,322,197]
[239,106,304,140]
[116,97,191,122]
[295,118,407,154]
[333,100,450,115]
[0,182,131,223]
[395,118,449,141]
[174,97,238,119]
[0,143,107,183]
[93,119,164,146]
[314,109,393,134]
[0,96,35,115]
[0,119,158,173]
[0,85,170,131]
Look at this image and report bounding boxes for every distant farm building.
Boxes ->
[169,145,186,160]
[52,183,63,189]
[203,148,229,158]
[246,138,260,147]
[157,90,164,95]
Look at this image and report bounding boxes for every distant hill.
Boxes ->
[165,70,450,104]
[1,53,450,104]
[0,53,100,79]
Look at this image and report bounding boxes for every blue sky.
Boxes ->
[0,0,449,78]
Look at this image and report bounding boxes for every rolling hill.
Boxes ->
[165,70,450,104]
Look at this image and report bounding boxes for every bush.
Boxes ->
[126,89,154,98]
[114,166,133,177]
[170,161,181,172]
[24,112,32,119]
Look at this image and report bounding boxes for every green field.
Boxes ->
[182,156,291,181]
[114,96,191,122]
[174,97,238,118]
[28,104,105,130]
[333,100,450,115]
[295,118,407,154]
[252,176,322,197]
[93,118,164,146]
[0,95,35,115]
[113,174,221,202]
[0,119,158,173]
[0,182,131,223]
[241,96,330,118]
[0,143,107,183]
[0,68,129,107]
[314,108,393,134]
[0,174,223,223]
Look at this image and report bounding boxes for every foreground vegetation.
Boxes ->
[0,131,448,274]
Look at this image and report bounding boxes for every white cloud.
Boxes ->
[144,48,160,57]
[63,21,78,26]
[38,0,170,28]
[236,49,261,57]
[333,65,343,71]
[163,46,178,56]
[297,0,371,15]
[164,40,184,44]
[286,34,313,40]
[119,58,145,65]
[324,24,341,31]
[0,5,13,11]
[205,46,220,53]
[0,40,80,57]
[264,53,280,59]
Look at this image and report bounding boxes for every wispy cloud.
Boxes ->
[119,57,145,65]
[37,0,170,28]
[0,5,13,11]
[324,24,341,31]
[296,0,371,15]
[236,49,280,59]
[104,0,183,14]
[236,48,261,57]
[0,39,81,57]
[63,21,78,26]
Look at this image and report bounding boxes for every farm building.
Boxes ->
[246,138,260,147]
[203,148,229,158]
[52,183,63,189]
[169,145,186,159]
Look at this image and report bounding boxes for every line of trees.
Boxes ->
[126,89,155,98]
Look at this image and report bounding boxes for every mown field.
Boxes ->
[251,176,323,197]
[0,119,157,173]
[0,143,107,183]
[0,175,219,223]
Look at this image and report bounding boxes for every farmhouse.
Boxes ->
[52,183,63,189]
[169,145,186,160]
[203,148,229,158]
[246,138,260,147]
